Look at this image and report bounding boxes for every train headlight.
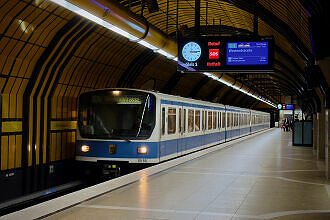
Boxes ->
[138,146,148,154]
[81,145,90,153]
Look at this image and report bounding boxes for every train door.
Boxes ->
[159,105,179,160]
[201,109,206,145]
[178,106,186,156]
[160,105,167,159]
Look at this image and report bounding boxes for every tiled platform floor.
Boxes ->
[47,129,330,219]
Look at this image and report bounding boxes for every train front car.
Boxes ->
[76,89,159,177]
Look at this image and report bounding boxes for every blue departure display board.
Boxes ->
[226,42,269,65]
[177,36,274,72]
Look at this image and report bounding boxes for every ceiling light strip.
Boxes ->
[50,0,276,108]
[203,72,277,108]
[49,0,177,60]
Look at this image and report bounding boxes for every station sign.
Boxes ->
[178,36,274,72]
[277,104,294,110]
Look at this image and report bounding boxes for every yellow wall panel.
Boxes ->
[2,121,22,133]
[50,121,77,131]
[3,77,15,94]
[0,77,7,92]
[50,133,56,162]
[2,94,9,118]
[0,38,10,54]
[62,132,67,159]
[1,136,8,170]
[9,95,17,119]
[8,135,16,169]
[11,58,22,77]
[56,133,61,161]
[15,135,22,168]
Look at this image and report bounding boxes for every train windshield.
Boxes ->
[78,90,156,140]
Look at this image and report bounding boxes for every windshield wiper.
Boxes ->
[136,95,149,137]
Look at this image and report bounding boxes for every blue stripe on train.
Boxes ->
[76,125,267,160]
[76,141,159,159]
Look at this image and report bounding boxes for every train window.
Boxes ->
[184,109,186,132]
[162,107,165,135]
[168,108,176,134]
[208,111,212,130]
[202,110,205,131]
[188,109,194,132]
[233,113,236,127]
[195,110,200,131]
[222,112,225,128]
[218,112,221,129]
[179,108,182,133]
[204,111,207,130]
[213,111,216,129]
[227,112,230,127]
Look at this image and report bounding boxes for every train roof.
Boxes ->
[80,88,269,115]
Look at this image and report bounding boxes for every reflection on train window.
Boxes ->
[222,112,225,128]
[208,111,212,130]
[179,108,182,133]
[213,111,216,129]
[78,90,156,140]
[232,113,234,127]
[162,107,165,135]
[188,109,194,132]
[227,112,230,127]
[184,109,186,132]
[195,110,200,131]
[202,110,205,131]
[168,108,176,134]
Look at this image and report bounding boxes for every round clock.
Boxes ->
[182,42,202,62]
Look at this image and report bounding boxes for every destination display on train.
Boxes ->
[177,36,274,72]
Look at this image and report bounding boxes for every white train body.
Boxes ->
[76,88,270,166]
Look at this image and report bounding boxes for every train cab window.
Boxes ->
[208,111,212,130]
[78,90,156,140]
[195,110,200,131]
[222,112,225,128]
[213,111,216,129]
[179,108,182,133]
[168,108,176,134]
[162,107,165,135]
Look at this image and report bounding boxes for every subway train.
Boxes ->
[76,88,270,176]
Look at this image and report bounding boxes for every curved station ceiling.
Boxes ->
[0,0,329,201]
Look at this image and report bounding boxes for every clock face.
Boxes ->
[182,42,202,62]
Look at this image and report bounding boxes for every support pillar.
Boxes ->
[326,108,329,179]
[313,113,318,155]
[318,109,325,159]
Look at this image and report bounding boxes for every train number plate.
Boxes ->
[109,144,117,154]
